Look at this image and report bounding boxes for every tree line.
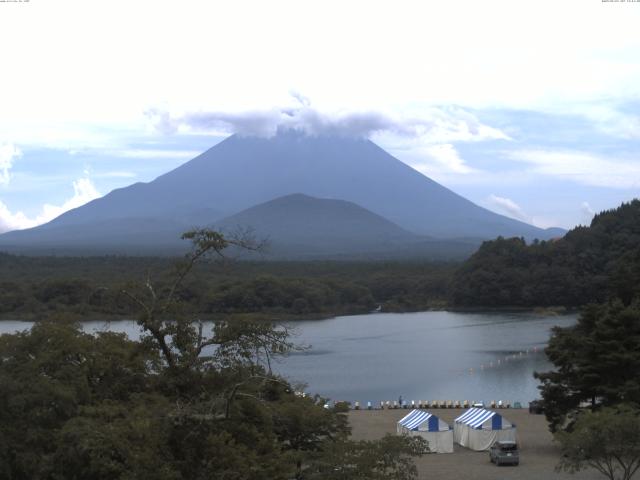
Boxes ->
[451,200,640,307]
[0,255,455,320]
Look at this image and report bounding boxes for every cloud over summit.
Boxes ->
[146,95,509,144]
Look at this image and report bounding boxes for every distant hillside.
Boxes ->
[451,200,640,307]
[216,194,479,260]
[0,131,563,257]
[216,193,417,255]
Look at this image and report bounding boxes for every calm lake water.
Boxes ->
[0,311,575,405]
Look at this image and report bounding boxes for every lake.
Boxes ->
[0,310,574,406]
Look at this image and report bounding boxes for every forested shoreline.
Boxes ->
[0,255,455,321]
[452,200,640,308]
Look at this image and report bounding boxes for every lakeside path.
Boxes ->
[348,409,602,480]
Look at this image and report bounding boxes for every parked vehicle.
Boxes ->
[489,441,519,466]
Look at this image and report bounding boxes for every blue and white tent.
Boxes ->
[453,408,516,451]
[397,410,453,453]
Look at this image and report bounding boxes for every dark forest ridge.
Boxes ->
[0,131,564,257]
[452,199,640,307]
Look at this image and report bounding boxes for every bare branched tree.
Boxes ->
[121,228,289,372]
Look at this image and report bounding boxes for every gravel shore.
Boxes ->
[348,408,602,479]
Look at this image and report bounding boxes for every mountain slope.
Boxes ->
[0,130,563,255]
[214,193,481,260]
[0,217,189,255]
[214,193,433,258]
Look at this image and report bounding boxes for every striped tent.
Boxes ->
[453,408,516,451]
[397,410,453,453]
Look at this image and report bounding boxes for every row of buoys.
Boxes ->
[463,346,541,375]
[348,399,522,410]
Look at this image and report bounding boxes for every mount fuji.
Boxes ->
[0,131,563,257]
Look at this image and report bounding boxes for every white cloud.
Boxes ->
[405,143,476,177]
[505,149,640,189]
[0,203,33,234]
[0,121,136,153]
[149,97,510,146]
[487,194,531,223]
[563,103,640,139]
[422,144,476,174]
[112,149,202,159]
[151,100,500,180]
[0,177,101,234]
[603,112,640,140]
[0,143,21,185]
[2,0,639,130]
[581,201,596,225]
[94,171,137,179]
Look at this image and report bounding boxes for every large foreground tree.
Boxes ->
[0,230,426,480]
[535,298,640,432]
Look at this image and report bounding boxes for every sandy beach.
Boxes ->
[348,408,602,480]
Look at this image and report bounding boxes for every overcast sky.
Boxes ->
[1,0,639,233]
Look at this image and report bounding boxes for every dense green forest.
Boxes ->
[0,254,455,320]
[451,200,640,307]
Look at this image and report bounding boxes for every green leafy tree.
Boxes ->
[451,200,640,308]
[0,229,425,480]
[302,434,428,480]
[0,321,155,480]
[556,405,640,480]
[535,299,640,432]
